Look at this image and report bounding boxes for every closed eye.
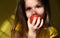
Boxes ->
[25,7,31,11]
[36,5,43,8]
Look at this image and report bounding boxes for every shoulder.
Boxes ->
[48,26,58,38]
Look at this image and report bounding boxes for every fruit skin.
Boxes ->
[30,14,42,24]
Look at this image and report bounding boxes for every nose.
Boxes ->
[32,8,37,14]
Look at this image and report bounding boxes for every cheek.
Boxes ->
[36,7,44,15]
[26,11,32,18]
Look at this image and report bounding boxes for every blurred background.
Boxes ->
[0,0,60,38]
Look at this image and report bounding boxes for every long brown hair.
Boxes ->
[11,0,51,38]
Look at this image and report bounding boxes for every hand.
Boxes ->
[27,17,44,32]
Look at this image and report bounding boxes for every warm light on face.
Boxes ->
[25,0,44,18]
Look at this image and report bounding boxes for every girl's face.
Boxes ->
[25,0,44,18]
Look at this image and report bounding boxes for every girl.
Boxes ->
[11,0,58,38]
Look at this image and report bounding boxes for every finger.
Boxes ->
[27,18,33,28]
[37,19,43,29]
[35,17,40,27]
[32,17,36,25]
[27,18,30,25]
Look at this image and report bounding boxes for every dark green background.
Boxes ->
[0,0,60,38]
[49,0,60,38]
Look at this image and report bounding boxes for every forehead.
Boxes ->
[25,0,38,2]
[25,0,41,7]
